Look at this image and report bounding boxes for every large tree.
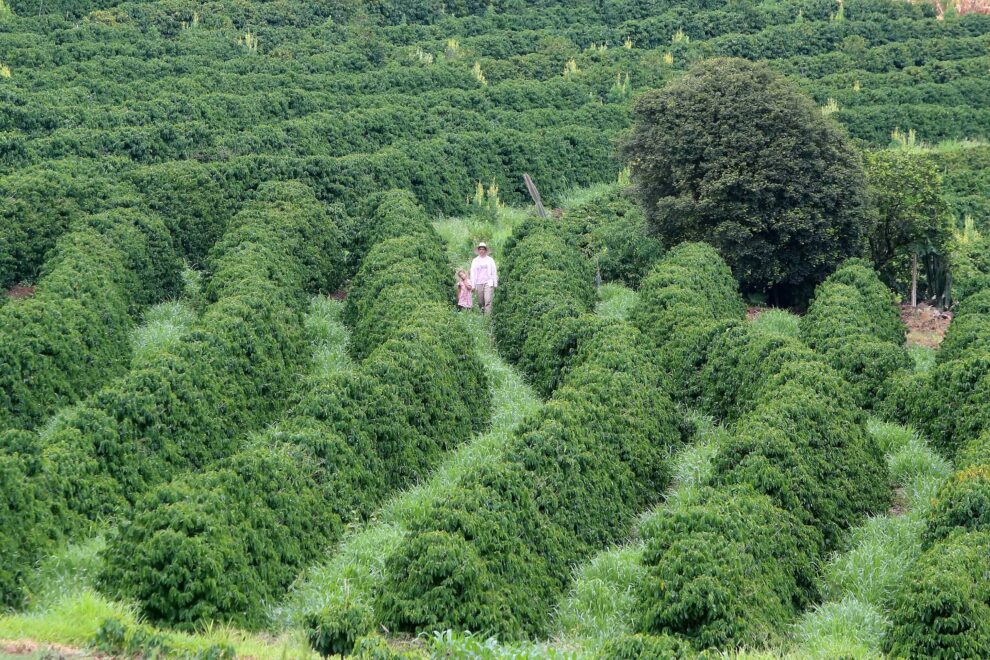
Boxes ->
[623,58,869,304]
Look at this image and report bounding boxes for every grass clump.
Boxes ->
[595,283,638,320]
[751,309,801,338]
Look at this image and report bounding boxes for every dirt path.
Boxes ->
[1,639,103,658]
[902,303,951,348]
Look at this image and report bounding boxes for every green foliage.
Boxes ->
[630,242,746,401]
[883,286,990,457]
[599,633,695,659]
[564,185,664,288]
[494,216,597,395]
[923,465,990,545]
[638,486,819,649]
[0,182,341,608]
[885,531,990,659]
[92,617,235,660]
[751,309,801,338]
[623,58,868,303]
[0,208,182,432]
[0,451,53,609]
[800,260,909,408]
[0,161,134,289]
[939,289,990,360]
[864,150,952,300]
[101,191,488,631]
[374,319,681,640]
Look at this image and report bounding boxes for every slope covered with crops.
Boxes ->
[3,0,990,656]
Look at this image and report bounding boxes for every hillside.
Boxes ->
[2,0,990,657]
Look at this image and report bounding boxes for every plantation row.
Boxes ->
[0,123,617,289]
[0,208,182,432]
[2,0,990,296]
[95,190,489,630]
[291,200,916,655]
[295,213,680,653]
[0,181,344,608]
[883,288,990,656]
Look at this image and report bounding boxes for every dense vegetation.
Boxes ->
[624,58,869,303]
[2,0,990,655]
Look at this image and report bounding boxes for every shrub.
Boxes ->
[102,190,488,630]
[885,531,990,659]
[883,351,990,458]
[956,430,990,471]
[375,320,681,640]
[938,289,990,361]
[17,181,342,532]
[0,209,183,432]
[0,450,53,609]
[599,633,695,659]
[638,486,819,650]
[801,260,909,408]
[923,465,990,545]
[493,217,596,394]
[630,242,745,401]
[565,186,665,288]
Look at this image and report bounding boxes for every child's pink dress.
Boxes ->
[457,280,473,309]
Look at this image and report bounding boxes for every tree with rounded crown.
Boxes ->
[623,57,869,305]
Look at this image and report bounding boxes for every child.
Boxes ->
[456,269,473,311]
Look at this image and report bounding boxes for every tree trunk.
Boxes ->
[911,253,918,308]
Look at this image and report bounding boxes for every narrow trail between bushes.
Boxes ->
[0,293,348,660]
[276,311,541,630]
[552,415,724,647]
[791,421,951,659]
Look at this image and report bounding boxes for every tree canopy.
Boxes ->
[623,57,869,304]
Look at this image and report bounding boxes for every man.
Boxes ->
[470,242,498,315]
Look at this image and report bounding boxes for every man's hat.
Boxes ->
[477,242,488,249]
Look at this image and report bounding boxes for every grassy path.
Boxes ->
[276,311,541,636]
[0,294,348,659]
[791,421,951,659]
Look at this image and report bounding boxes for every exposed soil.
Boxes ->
[901,303,951,349]
[5,284,35,300]
[329,288,347,301]
[0,640,102,658]
[746,306,766,321]
[889,486,909,517]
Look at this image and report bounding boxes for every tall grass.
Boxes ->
[433,206,529,270]
[304,295,351,378]
[595,283,638,320]
[277,312,541,629]
[790,421,951,658]
[129,301,197,365]
[751,309,801,338]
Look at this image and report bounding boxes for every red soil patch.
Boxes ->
[0,639,101,658]
[5,283,35,300]
[901,303,951,349]
[746,306,766,321]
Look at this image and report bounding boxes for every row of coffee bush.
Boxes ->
[0,209,182,433]
[98,190,489,631]
[604,246,891,650]
[884,289,990,457]
[885,291,990,656]
[299,214,681,653]
[0,159,237,292]
[799,259,909,409]
[0,181,342,608]
[493,216,597,396]
[368,318,681,641]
